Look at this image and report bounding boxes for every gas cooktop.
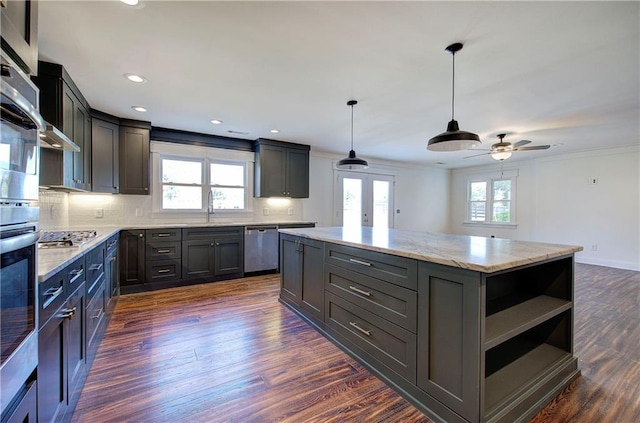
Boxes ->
[38,230,98,248]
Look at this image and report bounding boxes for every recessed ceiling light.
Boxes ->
[120,0,139,5]
[132,106,147,112]
[211,119,223,125]
[123,73,146,83]
[270,129,280,134]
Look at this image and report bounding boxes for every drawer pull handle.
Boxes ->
[69,269,84,282]
[157,233,172,237]
[349,321,372,336]
[89,263,103,271]
[92,308,103,320]
[157,249,171,253]
[349,258,372,267]
[349,286,371,297]
[110,256,117,262]
[44,286,63,298]
[158,269,171,273]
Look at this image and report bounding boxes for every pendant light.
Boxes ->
[336,100,369,170]
[427,42,481,151]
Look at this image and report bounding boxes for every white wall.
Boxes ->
[301,151,450,232]
[450,145,640,271]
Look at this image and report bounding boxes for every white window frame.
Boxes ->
[464,170,517,228]
[208,159,248,211]
[151,141,254,216]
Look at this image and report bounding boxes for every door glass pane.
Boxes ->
[342,178,362,227]
[162,159,201,184]
[162,186,201,209]
[373,180,390,228]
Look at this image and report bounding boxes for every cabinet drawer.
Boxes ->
[146,241,181,260]
[66,256,86,293]
[86,282,106,349]
[146,228,181,242]
[85,244,105,289]
[183,226,243,240]
[146,260,181,283]
[39,269,66,328]
[325,263,417,333]
[87,273,105,303]
[325,243,418,290]
[325,292,416,382]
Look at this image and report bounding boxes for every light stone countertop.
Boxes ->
[38,221,315,282]
[278,226,583,274]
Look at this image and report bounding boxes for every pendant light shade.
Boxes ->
[427,43,481,152]
[336,100,369,170]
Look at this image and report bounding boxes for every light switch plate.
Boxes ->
[94,208,104,218]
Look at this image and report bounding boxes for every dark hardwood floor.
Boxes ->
[72,263,639,422]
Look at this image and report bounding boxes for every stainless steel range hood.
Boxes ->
[39,123,80,152]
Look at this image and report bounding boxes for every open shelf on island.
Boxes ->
[485,295,572,350]
[485,311,572,415]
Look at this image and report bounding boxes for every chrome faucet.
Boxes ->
[206,189,214,223]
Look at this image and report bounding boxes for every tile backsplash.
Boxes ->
[37,190,306,230]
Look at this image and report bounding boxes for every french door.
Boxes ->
[335,171,394,228]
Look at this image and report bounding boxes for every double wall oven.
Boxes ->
[0,49,45,419]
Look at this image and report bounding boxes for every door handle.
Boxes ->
[349,258,372,267]
[349,321,372,336]
[349,285,372,297]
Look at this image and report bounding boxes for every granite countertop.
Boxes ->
[278,226,583,273]
[37,221,315,281]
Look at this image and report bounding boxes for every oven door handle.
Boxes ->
[0,231,41,254]
[1,79,46,131]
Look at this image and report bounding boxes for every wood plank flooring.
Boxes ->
[72,263,640,423]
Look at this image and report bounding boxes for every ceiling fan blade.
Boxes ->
[513,145,551,151]
[464,152,492,159]
[512,140,532,148]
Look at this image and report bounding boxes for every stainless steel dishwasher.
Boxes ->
[244,225,279,273]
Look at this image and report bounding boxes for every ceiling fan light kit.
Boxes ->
[427,42,481,152]
[336,100,369,170]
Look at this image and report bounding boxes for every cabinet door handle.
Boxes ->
[349,285,371,297]
[349,258,372,267]
[89,263,103,271]
[349,321,371,336]
[110,256,117,262]
[138,233,144,238]
[157,249,171,254]
[158,269,171,273]
[144,187,149,191]
[60,307,77,319]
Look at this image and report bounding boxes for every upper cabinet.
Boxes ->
[119,120,151,195]
[91,111,150,195]
[35,61,92,191]
[0,0,38,75]
[254,138,310,198]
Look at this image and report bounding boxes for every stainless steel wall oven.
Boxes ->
[0,49,43,419]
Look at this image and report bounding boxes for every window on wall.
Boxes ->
[159,156,247,211]
[466,175,516,225]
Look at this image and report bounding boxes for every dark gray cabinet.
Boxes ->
[254,139,310,198]
[279,234,324,321]
[38,257,86,423]
[85,243,106,366]
[105,234,119,315]
[91,115,119,193]
[4,380,37,423]
[36,61,92,191]
[182,227,243,281]
[119,121,151,195]
[145,228,182,284]
[0,0,38,75]
[119,229,146,293]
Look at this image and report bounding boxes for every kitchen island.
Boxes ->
[278,227,583,423]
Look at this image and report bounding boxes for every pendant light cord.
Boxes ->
[451,51,456,121]
[350,103,355,150]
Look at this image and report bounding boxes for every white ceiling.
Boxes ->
[37,1,639,168]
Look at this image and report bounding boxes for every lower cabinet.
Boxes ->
[38,280,86,423]
[119,229,145,293]
[182,227,243,281]
[279,234,324,321]
[105,234,119,315]
[4,380,37,423]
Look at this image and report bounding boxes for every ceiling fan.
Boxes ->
[465,133,551,161]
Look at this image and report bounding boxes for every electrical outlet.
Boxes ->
[135,208,143,217]
[396,209,401,214]
[263,208,270,216]
[287,207,293,216]
[589,177,598,185]
[94,208,104,218]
